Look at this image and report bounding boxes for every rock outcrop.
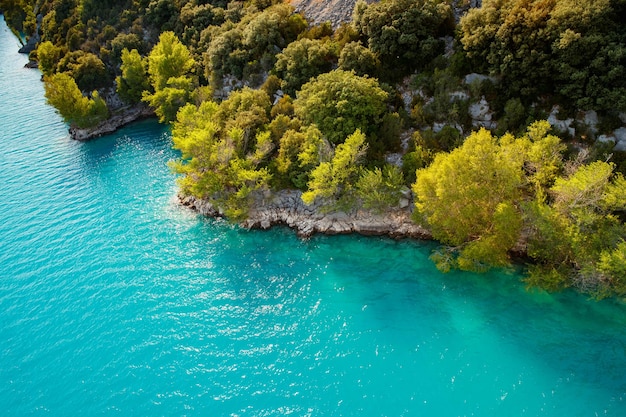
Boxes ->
[180,190,432,240]
[290,0,366,28]
[69,103,154,141]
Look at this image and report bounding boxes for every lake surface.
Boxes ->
[1,16,625,416]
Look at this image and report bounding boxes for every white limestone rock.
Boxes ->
[469,96,496,129]
[547,106,575,137]
[613,127,626,152]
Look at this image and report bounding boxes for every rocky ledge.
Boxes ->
[179,190,432,240]
[69,103,154,141]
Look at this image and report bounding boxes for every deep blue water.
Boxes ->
[1,16,626,417]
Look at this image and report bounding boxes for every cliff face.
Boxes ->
[289,0,481,27]
[180,190,432,240]
[290,0,366,28]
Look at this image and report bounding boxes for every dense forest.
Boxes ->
[2,0,626,297]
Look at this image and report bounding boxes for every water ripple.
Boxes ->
[2,16,626,417]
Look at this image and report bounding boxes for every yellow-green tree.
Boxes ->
[525,161,626,297]
[412,120,626,296]
[36,41,61,76]
[274,125,327,189]
[171,98,273,220]
[413,128,525,271]
[116,48,150,104]
[294,70,388,145]
[43,73,109,128]
[302,129,368,207]
[143,31,196,122]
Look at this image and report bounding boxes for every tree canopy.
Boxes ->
[412,120,626,296]
[459,0,626,111]
[413,127,526,271]
[143,31,196,122]
[293,70,388,145]
[354,0,454,78]
[43,72,109,128]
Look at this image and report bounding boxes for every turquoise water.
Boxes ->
[1,17,626,417]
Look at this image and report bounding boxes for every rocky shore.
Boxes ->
[179,190,432,240]
[69,103,154,141]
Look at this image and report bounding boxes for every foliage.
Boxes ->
[459,0,626,112]
[145,0,179,32]
[116,48,150,104]
[202,4,307,86]
[524,160,626,297]
[413,126,462,154]
[144,76,194,123]
[71,53,109,91]
[2,0,37,35]
[356,165,405,213]
[203,25,246,82]
[242,4,306,59]
[215,87,272,145]
[412,119,626,296]
[413,128,525,271]
[338,41,380,77]
[302,129,368,207]
[293,70,388,145]
[354,0,454,78]
[36,41,61,76]
[171,100,272,219]
[274,125,326,189]
[143,31,196,122]
[43,72,109,128]
[145,31,195,91]
[402,145,433,185]
[273,38,338,95]
[110,33,145,63]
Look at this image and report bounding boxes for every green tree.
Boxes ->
[43,72,109,128]
[2,0,37,35]
[413,128,525,271]
[354,0,454,78]
[242,4,306,58]
[143,31,196,122]
[459,0,626,111]
[338,41,380,77]
[116,48,150,104]
[72,53,109,91]
[203,25,246,82]
[273,38,338,95]
[110,33,145,63]
[293,70,388,145]
[145,0,179,31]
[36,41,62,76]
[302,129,368,207]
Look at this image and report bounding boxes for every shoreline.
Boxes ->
[179,190,433,240]
[69,103,155,141]
[179,190,530,261]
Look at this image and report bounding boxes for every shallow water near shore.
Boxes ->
[1,16,626,416]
